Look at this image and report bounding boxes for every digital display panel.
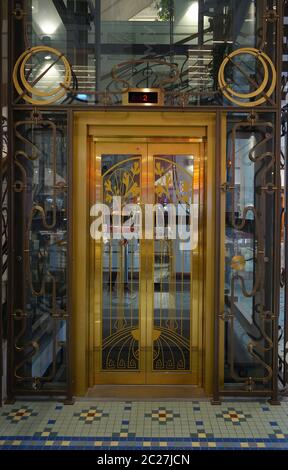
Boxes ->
[128,91,159,104]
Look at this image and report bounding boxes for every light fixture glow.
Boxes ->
[44,55,52,60]
[213,40,233,44]
[184,2,199,22]
[188,49,212,53]
[40,21,58,35]
[76,94,88,101]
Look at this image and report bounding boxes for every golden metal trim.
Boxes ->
[72,111,217,395]
[90,141,204,384]
[13,46,72,105]
[218,48,276,107]
[93,137,204,143]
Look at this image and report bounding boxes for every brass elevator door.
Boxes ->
[90,139,204,385]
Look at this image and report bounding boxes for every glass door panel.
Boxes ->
[91,142,147,384]
[90,141,204,386]
[146,143,203,385]
[101,154,141,371]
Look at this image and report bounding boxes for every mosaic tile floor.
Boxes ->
[0,400,288,450]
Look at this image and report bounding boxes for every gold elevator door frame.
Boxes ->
[90,139,205,386]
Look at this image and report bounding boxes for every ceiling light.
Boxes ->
[41,21,58,35]
[213,40,233,44]
[44,55,52,60]
[185,2,199,21]
[188,49,212,53]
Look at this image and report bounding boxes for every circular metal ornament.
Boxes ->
[13,46,72,105]
[218,47,276,107]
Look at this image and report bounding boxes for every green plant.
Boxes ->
[155,0,173,21]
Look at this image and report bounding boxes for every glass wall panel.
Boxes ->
[10,0,278,107]
[279,110,287,386]
[1,0,8,402]
[280,6,288,386]
[223,112,277,391]
[11,111,68,392]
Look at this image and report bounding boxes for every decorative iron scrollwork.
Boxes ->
[224,115,277,389]
[13,46,72,105]
[12,110,68,389]
[218,48,276,107]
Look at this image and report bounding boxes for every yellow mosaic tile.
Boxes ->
[110,441,119,446]
[240,443,249,448]
[45,441,54,446]
[61,441,71,446]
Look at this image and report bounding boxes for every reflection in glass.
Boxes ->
[101,155,141,370]
[224,113,276,390]
[15,0,275,107]
[13,112,68,390]
[153,155,197,371]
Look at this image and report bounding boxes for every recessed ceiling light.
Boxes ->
[44,55,52,60]
[213,40,233,44]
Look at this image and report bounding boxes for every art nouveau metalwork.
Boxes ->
[13,46,72,105]
[102,156,141,371]
[3,0,284,402]
[218,48,277,107]
[153,156,196,371]
[90,140,204,385]
[279,0,288,393]
[222,113,277,391]
[8,111,69,395]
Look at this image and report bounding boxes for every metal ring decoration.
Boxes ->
[13,46,72,105]
[218,48,276,107]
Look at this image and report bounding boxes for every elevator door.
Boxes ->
[90,140,204,385]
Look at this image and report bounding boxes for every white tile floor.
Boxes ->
[0,399,288,449]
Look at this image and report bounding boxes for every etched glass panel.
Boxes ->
[153,154,198,371]
[101,155,141,370]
